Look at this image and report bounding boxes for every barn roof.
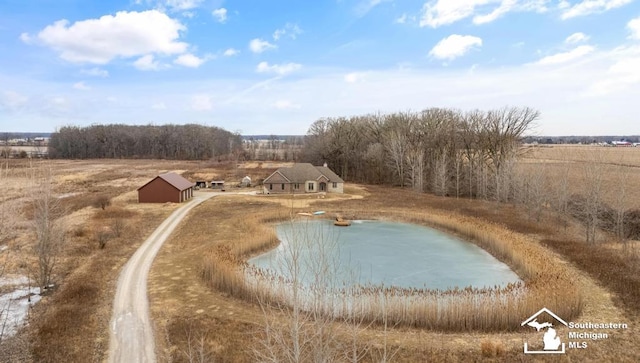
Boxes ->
[138,172,194,191]
[264,163,344,183]
[159,173,195,190]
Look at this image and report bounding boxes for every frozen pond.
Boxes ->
[249,219,521,290]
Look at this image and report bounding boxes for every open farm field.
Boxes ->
[0,159,274,361]
[519,145,640,209]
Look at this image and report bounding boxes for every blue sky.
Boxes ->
[0,0,639,135]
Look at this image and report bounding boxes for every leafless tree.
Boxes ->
[48,124,239,160]
[31,167,66,292]
[578,153,605,244]
[181,323,212,363]
[612,159,630,245]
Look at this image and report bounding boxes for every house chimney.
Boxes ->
[323,162,328,167]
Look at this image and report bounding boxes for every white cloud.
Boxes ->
[223,48,239,56]
[190,94,213,111]
[395,14,408,24]
[628,16,640,39]
[420,0,498,27]
[344,72,366,83]
[152,102,167,110]
[19,32,32,43]
[5,44,640,136]
[164,0,204,11]
[354,0,391,17]
[561,0,633,20]
[429,34,483,60]
[586,46,640,95]
[534,45,595,65]
[134,54,162,71]
[0,91,28,111]
[565,32,590,43]
[420,0,549,27]
[273,23,303,41]
[212,8,227,23]
[558,0,571,9]
[73,81,91,90]
[273,100,301,109]
[174,53,206,68]
[473,0,517,25]
[81,67,109,77]
[256,62,302,75]
[31,10,187,64]
[46,96,71,115]
[249,38,277,53]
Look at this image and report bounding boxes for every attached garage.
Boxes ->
[137,172,195,203]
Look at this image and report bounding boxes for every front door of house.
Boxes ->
[319,182,326,191]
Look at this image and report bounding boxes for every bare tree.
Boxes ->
[577,153,605,244]
[31,167,65,292]
[612,158,630,245]
[181,323,212,363]
[252,220,344,363]
[0,162,14,246]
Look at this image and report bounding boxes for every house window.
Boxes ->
[294,183,299,189]
[308,183,314,191]
[332,182,337,188]
[269,184,273,190]
[281,183,285,190]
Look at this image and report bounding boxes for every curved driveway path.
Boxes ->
[108,192,216,363]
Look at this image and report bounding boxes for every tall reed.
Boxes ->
[201,209,583,332]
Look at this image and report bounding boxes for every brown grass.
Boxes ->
[480,339,505,358]
[151,183,638,362]
[520,145,640,209]
[541,238,640,314]
[4,156,636,362]
[0,159,206,362]
[201,206,583,332]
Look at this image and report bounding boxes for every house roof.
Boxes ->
[315,166,344,183]
[264,163,344,184]
[138,172,194,191]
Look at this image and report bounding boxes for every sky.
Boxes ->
[0,0,639,136]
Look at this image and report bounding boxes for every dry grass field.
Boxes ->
[1,147,639,362]
[149,185,639,362]
[0,159,276,362]
[519,145,640,209]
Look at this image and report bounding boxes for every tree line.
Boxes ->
[301,106,539,201]
[48,124,241,160]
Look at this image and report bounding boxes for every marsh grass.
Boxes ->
[201,209,583,332]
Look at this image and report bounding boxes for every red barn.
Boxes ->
[137,173,195,203]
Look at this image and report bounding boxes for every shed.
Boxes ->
[138,172,195,203]
[195,181,207,189]
[210,180,225,190]
[241,176,251,187]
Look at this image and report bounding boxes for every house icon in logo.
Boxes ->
[521,307,568,354]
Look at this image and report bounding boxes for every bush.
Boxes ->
[111,218,126,238]
[93,194,111,210]
[95,229,113,249]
